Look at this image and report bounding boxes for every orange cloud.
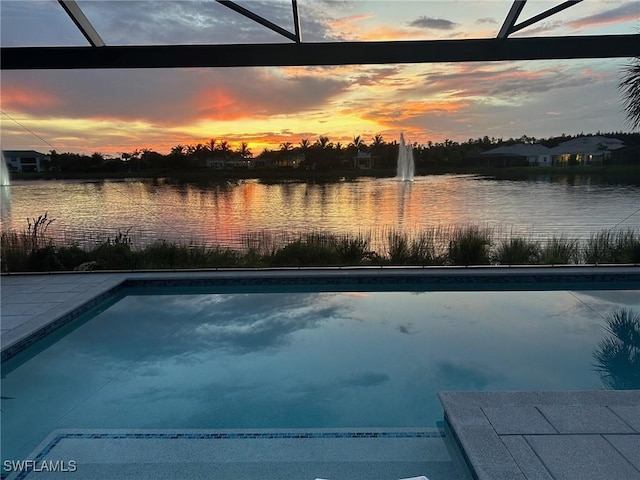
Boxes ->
[356,99,469,125]
[357,25,430,41]
[196,87,253,121]
[326,14,373,40]
[0,86,61,110]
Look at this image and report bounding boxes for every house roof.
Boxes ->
[549,136,625,154]
[2,150,49,157]
[480,143,551,157]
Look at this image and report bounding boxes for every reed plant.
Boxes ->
[270,238,339,266]
[1,213,59,271]
[583,229,640,264]
[447,225,493,265]
[336,233,374,265]
[2,215,639,271]
[385,228,441,265]
[494,236,540,265]
[538,236,581,265]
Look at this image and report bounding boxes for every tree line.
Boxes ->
[45,131,640,174]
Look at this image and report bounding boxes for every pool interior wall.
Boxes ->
[3,265,640,363]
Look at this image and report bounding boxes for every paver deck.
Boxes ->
[439,391,640,480]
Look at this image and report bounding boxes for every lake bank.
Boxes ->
[3,224,639,272]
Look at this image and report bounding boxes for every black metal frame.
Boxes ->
[1,0,637,70]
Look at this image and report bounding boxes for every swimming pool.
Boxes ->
[2,281,639,474]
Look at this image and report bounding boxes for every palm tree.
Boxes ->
[237,142,252,158]
[316,136,331,149]
[593,308,640,390]
[216,141,231,155]
[620,58,640,131]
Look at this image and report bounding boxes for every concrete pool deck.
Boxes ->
[2,267,640,479]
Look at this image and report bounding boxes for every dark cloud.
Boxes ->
[476,17,497,25]
[49,292,350,364]
[398,324,418,335]
[352,66,406,87]
[568,2,639,29]
[408,16,458,30]
[1,69,350,125]
[433,360,505,390]
[416,64,602,100]
[75,1,339,45]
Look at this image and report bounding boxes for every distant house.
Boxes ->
[272,153,303,168]
[2,150,49,172]
[353,151,373,169]
[478,143,552,167]
[201,156,253,169]
[549,136,624,165]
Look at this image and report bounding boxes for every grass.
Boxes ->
[2,219,639,272]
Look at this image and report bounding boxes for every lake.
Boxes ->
[1,174,638,249]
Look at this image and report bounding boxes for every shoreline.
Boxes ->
[8,164,640,183]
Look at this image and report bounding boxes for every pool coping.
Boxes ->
[2,265,640,362]
[438,390,640,480]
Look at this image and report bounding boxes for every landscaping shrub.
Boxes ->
[336,233,373,265]
[88,231,136,269]
[270,239,340,266]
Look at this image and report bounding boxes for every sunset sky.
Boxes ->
[1,0,638,157]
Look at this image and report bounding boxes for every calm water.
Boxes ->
[3,288,639,463]
[1,175,639,248]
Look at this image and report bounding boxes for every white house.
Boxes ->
[550,136,624,165]
[2,150,49,172]
[479,143,552,166]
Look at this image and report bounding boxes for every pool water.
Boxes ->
[2,289,639,465]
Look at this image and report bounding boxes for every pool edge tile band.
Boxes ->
[2,266,639,362]
[6,428,448,480]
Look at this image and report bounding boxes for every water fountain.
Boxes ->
[1,152,11,222]
[0,152,9,186]
[397,132,414,181]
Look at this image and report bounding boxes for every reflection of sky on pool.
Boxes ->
[3,290,639,462]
